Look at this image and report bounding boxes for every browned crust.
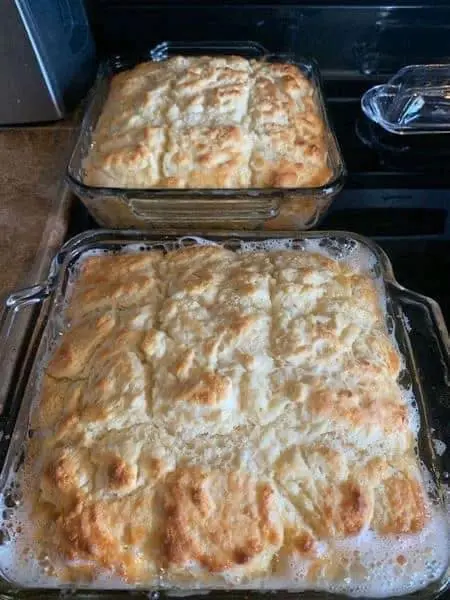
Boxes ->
[28,248,427,584]
[84,56,331,191]
[163,468,282,572]
[373,474,426,534]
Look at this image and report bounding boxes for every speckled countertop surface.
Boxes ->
[0,122,75,299]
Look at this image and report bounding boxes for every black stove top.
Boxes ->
[326,83,450,188]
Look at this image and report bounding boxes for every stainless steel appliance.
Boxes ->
[0,0,95,124]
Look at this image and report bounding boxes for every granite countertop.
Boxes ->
[0,121,76,300]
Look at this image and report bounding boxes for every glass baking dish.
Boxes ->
[362,64,450,135]
[66,41,346,230]
[0,229,448,598]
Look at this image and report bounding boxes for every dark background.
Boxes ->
[86,1,450,82]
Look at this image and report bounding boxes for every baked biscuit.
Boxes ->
[68,252,163,322]
[84,56,331,190]
[26,246,430,588]
[50,492,161,582]
[275,444,373,538]
[169,56,251,127]
[47,312,116,379]
[163,468,282,576]
[161,126,252,188]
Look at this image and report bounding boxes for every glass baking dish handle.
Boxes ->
[393,285,449,372]
[390,283,450,479]
[150,40,269,61]
[127,196,280,223]
[0,284,50,419]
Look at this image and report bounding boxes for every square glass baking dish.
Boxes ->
[0,230,448,599]
[66,41,346,231]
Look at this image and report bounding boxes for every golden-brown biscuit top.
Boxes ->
[28,247,428,586]
[84,56,331,189]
